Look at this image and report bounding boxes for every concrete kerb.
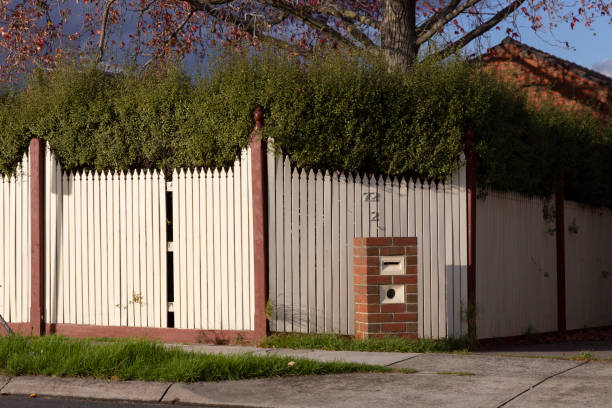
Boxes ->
[0,375,171,403]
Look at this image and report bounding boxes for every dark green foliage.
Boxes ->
[0,52,609,207]
[0,335,397,381]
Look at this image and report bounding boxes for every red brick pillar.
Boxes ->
[354,237,418,339]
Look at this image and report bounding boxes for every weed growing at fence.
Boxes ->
[0,51,610,207]
[260,333,474,353]
[0,335,402,382]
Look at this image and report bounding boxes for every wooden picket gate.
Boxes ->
[43,146,255,330]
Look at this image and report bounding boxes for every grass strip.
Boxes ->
[260,333,473,353]
[0,335,400,382]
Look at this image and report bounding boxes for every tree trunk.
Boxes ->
[381,0,418,71]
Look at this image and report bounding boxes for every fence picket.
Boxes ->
[291,167,300,331]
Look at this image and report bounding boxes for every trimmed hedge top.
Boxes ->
[0,52,610,207]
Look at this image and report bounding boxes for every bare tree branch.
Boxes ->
[96,0,117,64]
[433,0,527,58]
[417,0,484,45]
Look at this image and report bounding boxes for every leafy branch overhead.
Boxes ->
[0,0,610,79]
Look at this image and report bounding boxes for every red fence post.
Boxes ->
[555,177,566,332]
[249,107,269,340]
[465,128,477,338]
[29,138,45,336]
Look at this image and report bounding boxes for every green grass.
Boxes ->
[259,333,473,353]
[0,335,404,382]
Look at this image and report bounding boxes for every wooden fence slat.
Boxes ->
[9,174,16,321]
[62,173,70,324]
[422,180,431,338]
[220,169,229,329]
[331,172,340,332]
[0,175,6,319]
[275,156,285,331]
[247,149,255,329]
[392,178,400,236]
[159,171,167,328]
[375,175,383,237]
[185,169,195,328]
[283,158,292,331]
[87,172,95,325]
[100,172,109,326]
[227,168,237,330]
[299,169,308,333]
[323,171,333,332]
[444,180,453,337]
[233,162,243,330]
[307,170,317,333]
[145,171,155,327]
[451,170,461,338]
[339,174,347,334]
[119,172,128,326]
[15,171,22,322]
[137,171,147,327]
[400,179,408,237]
[126,172,136,326]
[430,182,439,338]
[151,171,161,328]
[291,167,300,331]
[354,174,362,239]
[241,152,250,329]
[267,150,277,332]
[315,170,324,332]
[346,174,355,335]
[415,179,423,337]
[384,177,392,238]
[206,169,215,329]
[44,153,51,322]
[458,159,468,335]
[212,169,222,329]
[112,172,121,326]
[362,176,370,238]
[75,173,85,325]
[437,183,447,338]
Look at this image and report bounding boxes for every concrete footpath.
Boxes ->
[1,344,612,407]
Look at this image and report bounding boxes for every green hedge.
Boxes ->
[0,52,610,207]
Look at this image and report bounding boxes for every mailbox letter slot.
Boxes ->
[379,256,405,275]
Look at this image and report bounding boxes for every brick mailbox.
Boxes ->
[353,237,418,339]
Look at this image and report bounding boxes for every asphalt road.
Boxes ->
[0,395,202,408]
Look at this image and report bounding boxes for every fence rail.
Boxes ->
[0,154,30,323]
[267,149,468,338]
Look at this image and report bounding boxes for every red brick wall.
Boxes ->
[353,237,418,339]
[481,42,611,118]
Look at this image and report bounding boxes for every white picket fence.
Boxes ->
[44,147,255,330]
[267,150,468,338]
[172,149,255,331]
[565,201,612,330]
[475,191,558,339]
[0,154,30,323]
